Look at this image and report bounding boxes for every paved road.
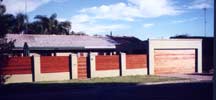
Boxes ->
[0,81,212,100]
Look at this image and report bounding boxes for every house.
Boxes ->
[107,36,147,54]
[6,34,118,56]
[1,36,205,83]
[5,34,205,74]
[5,34,149,56]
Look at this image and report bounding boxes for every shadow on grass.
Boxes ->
[0,81,213,100]
[0,82,137,95]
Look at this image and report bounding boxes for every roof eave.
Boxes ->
[13,46,116,51]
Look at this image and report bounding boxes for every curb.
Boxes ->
[138,80,213,85]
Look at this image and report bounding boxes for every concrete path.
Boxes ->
[157,73,213,81]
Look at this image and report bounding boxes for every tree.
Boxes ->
[1,1,72,35]
[76,31,87,35]
[0,38,14,84]
[34,13,72,35]
[58,21,71,35]
[0,4,6,15]
[0,0,14,53]
[0,5,15,37]
[34,13,59,34]
[0,0,15,84]
[34,15,50,34]
[12,13,28,34]
[0,2,28,35]
[49,14,58,34]
[170,34,189,38]
[27,21,44,34]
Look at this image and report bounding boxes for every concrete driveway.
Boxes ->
[158,73,213,81]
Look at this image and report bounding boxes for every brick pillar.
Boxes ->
[120,53,126,76]
[32,55,41,82]
[89,53,96,78]
[70,54,78,79]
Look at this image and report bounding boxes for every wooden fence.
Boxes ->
[0,57,32,75]
[126,54,147,69]
[0,53,148,83]
[96,55,120,70]
[40,56,70,73]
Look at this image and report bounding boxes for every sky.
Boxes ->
[2,0,214,40]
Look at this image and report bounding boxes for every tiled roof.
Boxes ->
[6,34,117,49]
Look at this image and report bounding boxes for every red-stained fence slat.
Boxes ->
[96,55,120,70]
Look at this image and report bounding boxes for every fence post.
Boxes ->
[32,55,41,82]
[89,53,96,78]
[70,54,78,79]
[197,47,203,73]
[148,44,155,75]
[120,53,126,76]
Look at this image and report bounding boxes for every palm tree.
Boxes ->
[0,2,27,35]
[49,14,58,34]
[0,3,16,37]
[34,13,59,34]
[0,4,6,15]
[0,13,15,37]
[34,13,72,35]
[27,21,44,34]
[58,21,71,35]
[13,13,28,34]
[1,1,72,35]
[34,15,50,34]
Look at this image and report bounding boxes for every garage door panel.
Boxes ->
[154,59,195,68]
[154,49,195,74]
[155,67,194,74]
[155,49,195,54]
[155,55,195,59]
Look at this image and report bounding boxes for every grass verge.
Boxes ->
[0,75,189,95]
[39,75,187,84]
